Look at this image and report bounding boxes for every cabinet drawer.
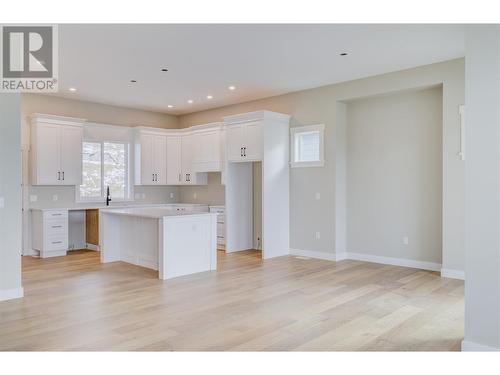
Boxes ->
[44,220,68,235]
[43,210,68,219]
[46,235,68,251]
[217,236,226,245]
[217,223,225,236]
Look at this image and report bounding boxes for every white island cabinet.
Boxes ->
[99,207,217,280]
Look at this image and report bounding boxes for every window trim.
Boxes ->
[290,124,325,168]
[76,140,134,203]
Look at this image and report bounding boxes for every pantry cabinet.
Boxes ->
[225,120,263,162]
[31,114,84,185]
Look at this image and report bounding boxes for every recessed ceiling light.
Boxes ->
[167,105,174,108]
[161,68,168,72]
[187,99,194,104]
[130,80,137,83]
[228,85,236,90]
[206,95,213,100]
[69,87,77,92]
[340,53,348,56]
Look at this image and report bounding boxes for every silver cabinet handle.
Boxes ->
[57,171,61,180]
[243,147,246,157]
[240,147,243,157]
[52,225,62,228]
[52,241,62,244]
[62,171,65,180]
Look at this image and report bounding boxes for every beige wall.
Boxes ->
[178,58,465,271]
[22,94,178,131]
[346,87,443,263]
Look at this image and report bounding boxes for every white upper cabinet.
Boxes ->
[225,120,263,162]
[191,125,223,172]
[153,135,167,185]
[166,136,182,185]
[31,114,84,185]
[59,125,85,185]
[181,134,207,185]
[136,131,167,185]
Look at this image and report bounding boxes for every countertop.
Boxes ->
[100,207,216,219]
[30,203,210,212]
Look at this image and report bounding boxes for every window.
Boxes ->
[78,141,131,201]
[290,124,325,167]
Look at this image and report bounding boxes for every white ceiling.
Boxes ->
[54,24,465,115]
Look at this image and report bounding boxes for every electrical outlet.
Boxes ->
[141,193,146,199]
[30,195,38,202]
[403,236,409,245]
[134,193,141,199]
[315,192,321,200]
[316,231,321,239]
[52,194,58,201]
[170,192,174,199]
[193,192,197,199]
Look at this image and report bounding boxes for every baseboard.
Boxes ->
[86,243,99,251]
[346,252,441,272]
[0,287,24,302]
[462,340,499,351]
[441,268,465,280]
[290,248,441,272]
[290,248,345,261]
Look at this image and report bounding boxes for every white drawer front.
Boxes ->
[43,210,68,219]
[46,235,68,251]
[44,219,68,235]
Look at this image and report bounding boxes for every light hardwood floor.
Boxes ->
[0,250,464,351]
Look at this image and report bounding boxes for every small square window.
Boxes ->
[290,124,324,167]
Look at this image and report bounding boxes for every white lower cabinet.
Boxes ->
[32,209,69,258]
[210,206,225,248]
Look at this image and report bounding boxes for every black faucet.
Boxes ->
[106,186,112,206]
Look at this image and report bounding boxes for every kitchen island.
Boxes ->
[99,207,217,280]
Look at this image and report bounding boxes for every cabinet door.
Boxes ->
[35,124,61,184]
[153,135,167,184]
[243,121,263,161]
[192,130,222,172]
[181,135,193,184]
[60,126,83,185]
[166,136,182,185]
[140,134,155,185]
[225,124,244,162]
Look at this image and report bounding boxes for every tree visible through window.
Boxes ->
[79,141,129,201]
